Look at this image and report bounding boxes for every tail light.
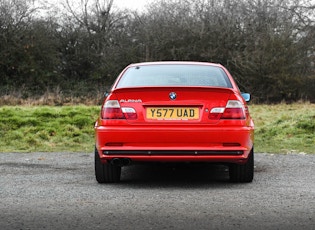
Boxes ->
[222,100,245,119]
[101,100,137,120]
[121,107,137,119]
[208,107,225,120]
[102,100,125,119]
[209,100,245,120]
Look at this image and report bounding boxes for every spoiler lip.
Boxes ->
[111,86,237,93]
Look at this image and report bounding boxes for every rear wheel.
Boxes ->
[229,148,254,183]
[95,147,121,183]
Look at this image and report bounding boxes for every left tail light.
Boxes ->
[101,100,137,120]
[102,100,125,119]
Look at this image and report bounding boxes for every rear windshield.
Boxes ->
[116,64,232,88]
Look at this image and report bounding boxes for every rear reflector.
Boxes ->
[223,142,241,147]
[105,142,124,146]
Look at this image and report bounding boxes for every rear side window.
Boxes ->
[116,65,232,88]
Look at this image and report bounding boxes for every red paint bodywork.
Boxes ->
[95,62,254,165]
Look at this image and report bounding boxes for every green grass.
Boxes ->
[250,102,315,154]
[0,106,99,152]
[0,103,314,153]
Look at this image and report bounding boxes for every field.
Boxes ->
[250,103,314,154]
[0,103,314,153]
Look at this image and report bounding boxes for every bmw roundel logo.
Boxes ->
[169,92,177,100]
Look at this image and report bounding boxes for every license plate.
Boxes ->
[146,107,199,120]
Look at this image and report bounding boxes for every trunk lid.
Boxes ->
[111,87,235,124]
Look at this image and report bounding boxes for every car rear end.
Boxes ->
[94,62,254,183]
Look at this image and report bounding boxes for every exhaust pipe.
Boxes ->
[122,158,131,166]
[111,158,131,166]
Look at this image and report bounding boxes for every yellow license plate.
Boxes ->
[146,107,199,120]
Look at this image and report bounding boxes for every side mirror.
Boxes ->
[241,93,251,102]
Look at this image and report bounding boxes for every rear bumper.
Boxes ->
[97,151,251,164]
[95,125,254,164]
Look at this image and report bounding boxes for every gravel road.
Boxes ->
[0,152,314,230]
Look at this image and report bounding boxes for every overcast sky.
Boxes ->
[113,0,153,11]
[33,0,155,18]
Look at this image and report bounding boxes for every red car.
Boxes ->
[94,61,254,183]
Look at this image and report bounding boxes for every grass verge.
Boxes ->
[250,102,315,154]
[0,103,314,153]
[0,105,99,153]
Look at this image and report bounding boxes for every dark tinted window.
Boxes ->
[116,65,232,88]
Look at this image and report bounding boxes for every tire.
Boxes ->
[95,147,121,183]
[229,148,254,183]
